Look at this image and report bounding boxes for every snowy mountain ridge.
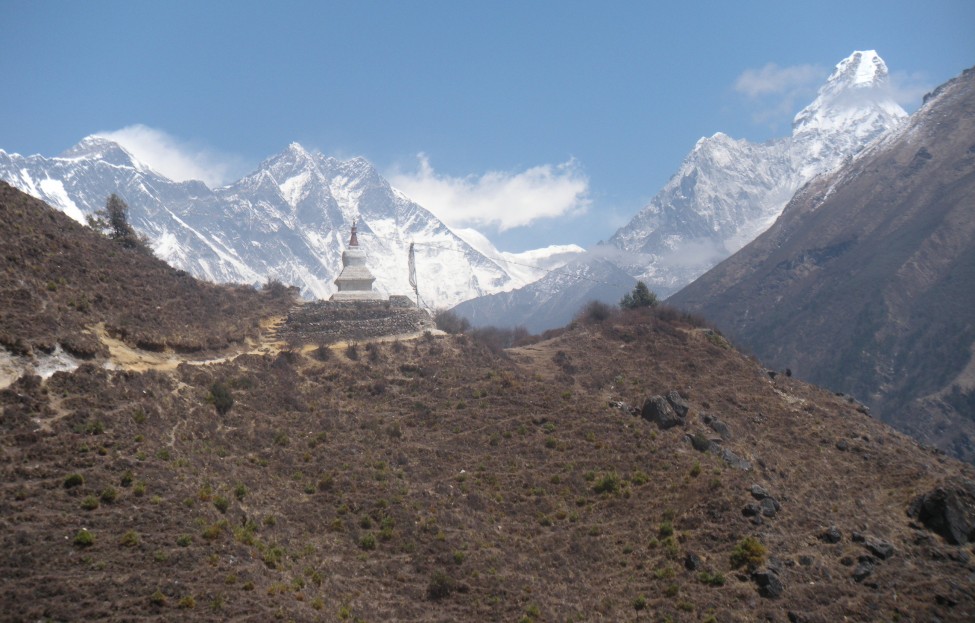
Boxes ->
[607,50,908,298]
[0,139,564,308]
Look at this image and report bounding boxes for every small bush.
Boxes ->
[434,309,470,334]
[64,473,85,489]
[120,471,134,487]
[176,534,192,547]
[578,300,613,323]
[312,343,332,361]
[690,460,702,477]
[100,487,118,504]
[149,590,166,606]
[698,570,726,586]
[81,495,99,510]
[633,594,647,611]
[74,529,95,547]
[593,472,622,494]
[234,484,247,500]
[427,570,455,600]
[730,536,767,569]
[178,595,196,609]
[133,481,146,497]
[345,342,359,360]
[213,496,230,513]
[210,381,234,415]
[658,520,674,538]
[359,533,376,550]
[120,530,140,547]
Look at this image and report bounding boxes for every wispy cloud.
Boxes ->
[388,154,589,231]
[733,62,826,127]
[94,124,246,187]
[887,70,933,110]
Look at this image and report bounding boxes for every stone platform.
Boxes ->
[276,296,434,345]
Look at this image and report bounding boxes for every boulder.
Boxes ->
[665,390,690,418]
[641,396,683,429]
[865,539,894,560]
[907,482,975,545]
[819,526,842,544]
[852,556,875,582]
[752,569,783,598]
[702,414,732,440]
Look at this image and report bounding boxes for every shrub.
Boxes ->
[633,594,648,610]
[345,342,359,360]
[690,460,702,477]
[593,472,622,495]
[120,471,134,487]
[133,481,146,497]
[359,533,376,550]
[312,343,332,361]
[213,496,230,513]
[74,529,95,547]
[149,590,166,606]
[427,570,455,600]
[100,487,118,503]
[64,473,85,489]
[81,495,99,510]
[120,530,140,547]
[730,536,767,569]
[177,595,196,609]
[176,534,192,547]
[658,520,674,538]
[234,484,247,500]
[434,309,470,334]
[210,381,234,415]
[578,300,613,323]
[698,570,726,586]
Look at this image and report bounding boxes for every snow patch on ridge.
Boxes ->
[38,178,86,223]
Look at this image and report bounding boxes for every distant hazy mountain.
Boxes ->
[451,255,635,334]
[610,50,908,298]
[0,140,571,308]
[670,66,975,461]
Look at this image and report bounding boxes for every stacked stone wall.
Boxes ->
[277,300,434,344]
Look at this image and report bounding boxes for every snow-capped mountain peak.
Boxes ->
[607,50,907,299]
[792,50,906,137]
[1,138,573,308]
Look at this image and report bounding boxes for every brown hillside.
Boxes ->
[0,181,296,358]
[2,302,975,621]
[669,67,975,463]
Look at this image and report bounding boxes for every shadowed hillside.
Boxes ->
[670,67,975,463]
[2,181,975,622]
[0,181,297,358]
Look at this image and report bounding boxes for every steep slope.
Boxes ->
[0,141,534,307]
[609,50,907,298]
[0,181,295,362]
[670,67,975,462]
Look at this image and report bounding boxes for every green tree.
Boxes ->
[88,194,147,251]
[620,281,658,309]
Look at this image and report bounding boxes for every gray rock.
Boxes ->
[742,503,761,517]
[752,569,783,598]
[720,447,752,471]
[761,497,780,517]
[907,482,975,545]
[704,415,732,440]
[852,556,875,582]
[641,396,683,429]
[865,539,894,560]
[836,439,849,451]
[684,552,702,571]
[750,484,770,499]
[666,390,690,417]
[819,526,842,543]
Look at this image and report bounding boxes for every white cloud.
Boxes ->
[388,154,589,231]
[733,62,826,127]
[887,70,933,110]
[734,63,825,99]
[94,124,245,187]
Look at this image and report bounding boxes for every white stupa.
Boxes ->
[330,221,384,301]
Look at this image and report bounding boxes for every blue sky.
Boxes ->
[2,0,973,251]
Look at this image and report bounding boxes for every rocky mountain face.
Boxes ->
[0,140,548,308]
[609,50,907,298]
[669,66,975,462]
[452,51,909,332]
